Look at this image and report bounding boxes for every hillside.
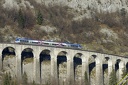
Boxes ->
[0,0,128,56]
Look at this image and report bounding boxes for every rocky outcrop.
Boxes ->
[39,0,128,12]
[2,0,128,12]
[1,0,128,19]
[2,0,34,10]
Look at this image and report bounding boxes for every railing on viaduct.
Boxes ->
[0,43,128,85]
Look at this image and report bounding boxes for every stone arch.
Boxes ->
[115,59,120,72]
[89,54,97,85]
[40,49,51,62]
[2,46,15,61]
[103,57,110,85]
[115,59,123,81]
[21,48,34,83]
[103,57,109,71]
[39,49,51,84]
[73,53,82,85]
[57,51,67,85]
[2,46,16,76]
[21,48,34,64]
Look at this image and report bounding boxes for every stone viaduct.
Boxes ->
[0,43,128,85]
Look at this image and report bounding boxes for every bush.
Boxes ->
[93,11,123,28]
[24,10,36,28]
[18,9,25,28]
[3,73,11,85]
[2,72,18,85]
[18,9,35,29]
[36,10,43,25]
[101,42,115,51]
[109,69,117,85]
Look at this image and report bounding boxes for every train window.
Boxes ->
[15,38,20,41]
[71,45,78,47]
[20,40,28,42]
[61,45,66,46]
[32,42,39,44]
[61,43,67,46]
[20,40,24,42]
[43,42,50,45]
[52,43,59,46]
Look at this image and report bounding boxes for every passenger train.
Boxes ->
[15,37,82,49]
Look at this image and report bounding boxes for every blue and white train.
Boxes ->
[15,37,82,49]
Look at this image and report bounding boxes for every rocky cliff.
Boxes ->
[2,0,128,13]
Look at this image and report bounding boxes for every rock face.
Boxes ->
[2,0,128,13]
[40,0,128,12]
[2,0,34,10]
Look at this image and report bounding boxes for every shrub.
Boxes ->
[3,73,11,85]
[36,10,43,25]
[109,69,117,85]
[101,42,115,51]
[2,72,18,85]
[18,9,25,28]
[24,9,36,28]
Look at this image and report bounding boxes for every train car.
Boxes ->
[71,44,82,49]
[15,37,29,43]
[15,37,82,49]
[15,37,40,44]
[65,42,82,49]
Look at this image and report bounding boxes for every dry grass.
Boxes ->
[23,58,33,64]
